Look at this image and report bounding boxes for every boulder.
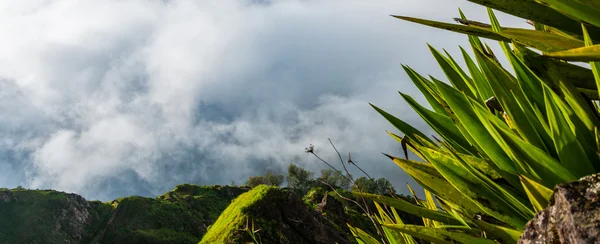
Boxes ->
[519,173,600,244]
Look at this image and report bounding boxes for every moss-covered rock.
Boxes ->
[200,185,352,244]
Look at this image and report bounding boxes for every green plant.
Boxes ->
[246,171,284,188]
[242,217,262,244]
[352,177,396,196]
[352,1,600,243]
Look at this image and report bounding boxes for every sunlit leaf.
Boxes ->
[519,175,553,213]
[384,224,497,244]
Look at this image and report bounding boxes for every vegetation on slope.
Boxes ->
[158,184,250,226]
[0,185,249,244]
[0,188,112,244]
[97,196,202,244]
[200,185,354,244]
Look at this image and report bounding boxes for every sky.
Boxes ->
[0,0,528,201]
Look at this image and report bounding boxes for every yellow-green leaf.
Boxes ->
[520,175,553,213]
[472,219,523,243]
[353,191,463,225]
[393,15,583,53]
[388,155,484,215]
[466,0,600,41]
[348,224,381,244]
[383,224,497,244]
[544,44,600,61]
[371,104,434,146]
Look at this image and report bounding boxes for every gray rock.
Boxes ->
[519,174,600,244]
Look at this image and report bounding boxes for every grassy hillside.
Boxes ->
[0,188,112,244]
[0,185,248,244]
[0,184,408,243]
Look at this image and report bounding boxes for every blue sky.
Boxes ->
[0,0,527,201]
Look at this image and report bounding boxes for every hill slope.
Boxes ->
[0,185,420,243]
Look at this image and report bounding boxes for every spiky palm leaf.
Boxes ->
[353,1,600,243]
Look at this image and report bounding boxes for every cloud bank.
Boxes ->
[0,0,527,200]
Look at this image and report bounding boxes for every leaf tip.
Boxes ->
[382,153,395,160]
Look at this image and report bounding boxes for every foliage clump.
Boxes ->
[352,1,600,243]
[351,177,395,196]
[246,171,284,188]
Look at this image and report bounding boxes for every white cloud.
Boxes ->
[0,0,527,200]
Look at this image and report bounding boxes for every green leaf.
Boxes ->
[459,9,486,52]
[544,84,595,177]
[373,202,408,244]
[353,192,463,225]
[387,155,484,215]
[443,48,480,99]
[466,0,600,41]
[402,65,447,115]
[348,224,381,244]
[429,45,476,98]
[503,45,558,158]
[460,46,494,102]
[371,103,435,145]
[472,219,523,244]
[383,224,497,244]
[473,47,550,154]
[490,116,579,187]
[582,24,600,102]
[514,46,600,153]
[400,92,476,155]
[534,0,600,29]
[514,44,597,90]
[467,96,579,188]
[416,146,533,228]
[456,152,504,180]
[424,189,443,227]
[432,76,518,177]
[390,207,418,244]
[544,44,600,61]
[519,175,553,213]
[406,183,422,206]
[393,15,583,53]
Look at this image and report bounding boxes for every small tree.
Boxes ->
[318,169,351,190]
[246,176,269,188]
[352,177,395,195]
[246,171,284,188]
[287,163,314,192]
[265,171,284,187]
